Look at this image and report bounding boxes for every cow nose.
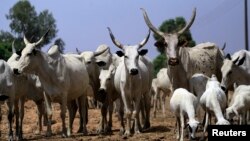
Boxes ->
[97,88,107,103]
[168,58,179,66]
[0,95,9,101]
[98,88,106,94]
[13,68,20,75]
[130,68,138,75]
[221,86,227,92]
[190,136,196,140]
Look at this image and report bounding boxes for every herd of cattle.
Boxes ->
[0,8,250,141]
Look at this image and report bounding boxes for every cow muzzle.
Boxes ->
[130,68,138,75]
[168,58,179,66]
[13,68,21,75]
[0,95,9,101]
[97,88,107,103]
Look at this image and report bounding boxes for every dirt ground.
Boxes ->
[0,96,204,141]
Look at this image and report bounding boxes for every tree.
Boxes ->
[0,0,60,60]
[0,31,14,60]
[152,17,196,76]
[6,0,58,47]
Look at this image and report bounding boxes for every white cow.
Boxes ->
[7,44,50,135]
[189,73,209,123]
[98,64,124,134]
[13,32,90,137]
[151,68,172,118]
[200,75,229,135]
[170,88,200,141]
[142,8,224,91]
[221,52,250,90]
[75,47,108,103]
[0,60,14,138]
[226,85,250,125]
[108,27,151,136]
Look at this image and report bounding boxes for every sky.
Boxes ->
[0,0,249,59]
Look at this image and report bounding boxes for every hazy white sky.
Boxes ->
[0,0,249,59]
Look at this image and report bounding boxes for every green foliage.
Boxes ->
[153,54,167,77]
[0,0,63,60]
[6,0,58,47]
[152,16,196,76]
[0,31,14,60]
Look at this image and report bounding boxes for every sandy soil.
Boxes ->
[0,96,203,141]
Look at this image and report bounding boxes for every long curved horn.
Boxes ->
[177,8,196,36]
[76,48,81,54]
[12,40,16,53]
[222,42,226,50]
[94,47,109,56]
[35,29,50,46]
[23,35,30,45]
[138,29,151,49]
[141,8,165,38]
[107,27,124,49]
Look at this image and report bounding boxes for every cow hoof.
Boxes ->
[34,130,41,135]
[143,121,150,130]
[45,132,52,137]
[44,120,56,126]
[8,136,14,141]
[124,131,132,137]
[77,125,84,133]
[134,130,141,135]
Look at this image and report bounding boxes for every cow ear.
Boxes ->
[154,40,165,48]
[138,49,148,56]
[16,50,22,56]
[236,56,245,66]
[225,54,231,60]
[96,61,106,67]
[116,51,124,57]
[33,49,39,55]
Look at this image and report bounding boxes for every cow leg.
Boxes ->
[14,100,19,140]
[43,92,53,137]
[121,93,132,137]
[153,88,157,118]
[34,100,43,135]
[143,92,151,130]
[176,117,181,140]
[180,113,185,141]
[97,102,108,134]
[133,96,142,134]
[107,100,113,133]
[77,95,88,135]
[60,95,67,137]
[7,100,14,141]
[118,98,125,135]
[0,105,1,137]
[161,91,167,118]
[67,100,77,136]
[17,98,25,140]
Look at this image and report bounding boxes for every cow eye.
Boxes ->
[27,52,33,56]
[188,126,192,132]
[124,55,128,59]
[15,56,20,61]
[228,71,232,75]
[164,42,168,47]
[107,78,111,81]
[87,61,91,64]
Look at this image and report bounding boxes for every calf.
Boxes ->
[170,88,200,141]
[226,85,250,125]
